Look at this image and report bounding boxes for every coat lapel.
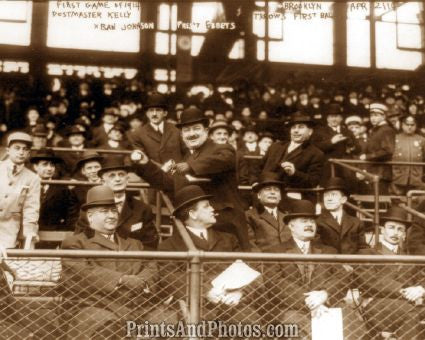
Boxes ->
[118,197,132,226]
[145,124,162,143]
[160,123,172,150]
[90,232,119,251]
[322,210,342,234]
[340,212,355,238]
[260,210,279,230]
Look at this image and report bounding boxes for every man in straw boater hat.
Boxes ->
[262,111,324,199]
[130,92,184,167]
[265,200,365,339]
[75,156,159,250]
[61,185,177,339]
[245,172,292,252]
[130,107,250,250]
[357,206,425,340]
[30,149,78,233]
[0,132,40,248]
[159,185,260,323]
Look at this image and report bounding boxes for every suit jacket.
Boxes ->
[365,122,396,181]
[265,239,345,311]
[357,244,414,299]
[39,184,79,231]
[130,122,184,165]
[0,160,40,248]
[158,228,240,300]
[316,210,366,254]
[245,206,291,252]
[262,140,325,189]
[74,194,159,250]
[90,124,110,147]
[311,125,359,159]
[61,230,158,313]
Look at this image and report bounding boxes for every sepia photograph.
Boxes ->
[0,0,424,339]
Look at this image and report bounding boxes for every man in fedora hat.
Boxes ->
[75,156,159,249]
[90,106,120,147]
[311,103,359,183]
[130,92,184,167]
[56,125,87,177]
[316,177,366,254]
[30,149,78,233]
[70,151,103,211]
[159,185,260,323]
[0,132,40,248]
[61,185,176,339]
[265,200,354,338]
[245,172,292,252]
[98,121,132,151]
[357,206,424,339]
[359,102,396,194]
[132,107,250,250]
[262,111,325,195]
[208,120,234,145]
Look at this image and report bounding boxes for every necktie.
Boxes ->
[41,185,48,201]
[200,231,208,242]
[12,165,18,176]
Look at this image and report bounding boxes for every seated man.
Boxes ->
[75,156,159,250]
[159,185,260,323]
[316,177,367,254]
[265,200,363,339]
[61,185,175,339]
[30,149,79,232]
[357,206,424,340]
[245,172,292,252]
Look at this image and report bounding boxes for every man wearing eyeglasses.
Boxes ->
[0,132,40,248]
[391,115,425,195]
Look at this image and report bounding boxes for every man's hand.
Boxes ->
[304,290,328,310]
[280,161,295,176]
[359,154,367,161]
[175,162,190,174]
[331,134,347,144]
[119,275,150,294]
[161,159,176,174]
[401,286,425,302]
[130,150,149,165]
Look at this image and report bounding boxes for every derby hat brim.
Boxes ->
[283,212,318,224]
[30,155,62,164]
[172,194,213,216]
[75,156,103,170]
[176,117,209,129]
[98,165,131,177]
[381,216,412,226]
[81,199,116,211]
[252,180,284,192]
[209,124,234,134]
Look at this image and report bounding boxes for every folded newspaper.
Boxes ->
[211,260,261,291]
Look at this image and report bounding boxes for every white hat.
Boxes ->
[369,103,388,115]
[345,115,362,126]
[7,132,33,146]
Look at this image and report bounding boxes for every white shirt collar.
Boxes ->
[265,206,278,218]
[150,121,164,134]
[186,226,208,241]
[293,238,310,254]
[100,232,115,243]
[108,140,119,148]
[330,209,343,224]
[245,142,257,152]
[288,141,302,153]
[381,239,399,254]
[114,194,126,204]
[5,159,24,176]
[71,145,84,150]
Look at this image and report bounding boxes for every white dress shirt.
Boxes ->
[294,238,311,254]
[245,142,257,152]
[330,210,343,225]
[150,121,164,134]
[287,141,302,154]
[186,226,208,241]
[114,194,126,214]
[265,206,278,219]
[381,239,399,254]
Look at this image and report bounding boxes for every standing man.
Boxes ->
[130,93,184,167]
[316,177,367,254]
[359,103,396,194]
[262,112,324,196]
[90,107,120,147]
[0,132,40,248]
[391,115,425,195]
[30,149,78,232]
[75,156,159,250]
[132,107,250,250]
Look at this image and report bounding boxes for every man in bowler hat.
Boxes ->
[131,107,251,250]
[61,185,176,339]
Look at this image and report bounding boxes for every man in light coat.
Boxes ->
[0,132,40,248]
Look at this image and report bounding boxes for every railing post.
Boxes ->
[189,255,201,340]
[373,176,380,249]
[407,191,413,222]
[330,161,336,177]
[155,190,162,237]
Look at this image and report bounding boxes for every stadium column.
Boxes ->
[333,2,347,68]
[139,1,156,79]
[176,2,193,82]
[30,1,49,97]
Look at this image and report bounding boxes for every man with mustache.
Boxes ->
[129,92,184,167]
[265,200,358,338]
[0,132,40,248]
[132,107,250,250]
[262,112,324,198]
[357,206,424,340]
[61,185,175,338]
[245,172,292,252]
